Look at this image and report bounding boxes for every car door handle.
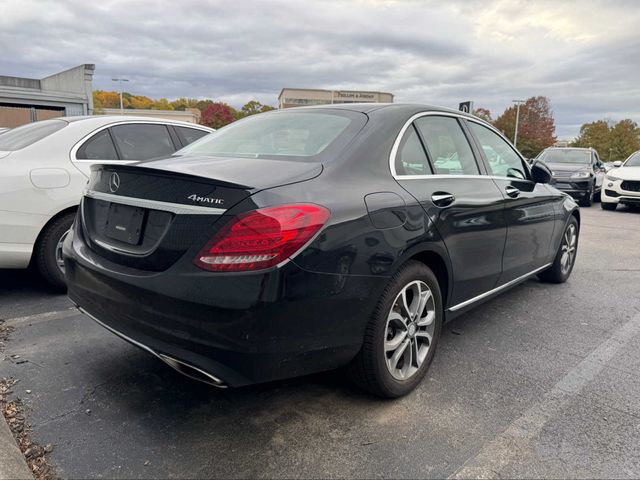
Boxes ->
[505,186,520,198]
[431,192,455,207]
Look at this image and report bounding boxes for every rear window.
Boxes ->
[176,126,210,145]
[177,110,364,161]
[0,119,67,151]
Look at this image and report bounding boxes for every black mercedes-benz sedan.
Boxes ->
[64,104,580,398]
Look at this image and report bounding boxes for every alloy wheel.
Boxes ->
[560,224,577,275]
[384,280,436,380]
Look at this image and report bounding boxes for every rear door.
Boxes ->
[465,120,558,283]
[392,113,507,306]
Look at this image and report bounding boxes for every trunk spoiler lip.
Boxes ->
[90,162,251,190]
[90,157,324,192]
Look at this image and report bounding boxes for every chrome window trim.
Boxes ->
[389,111,528,179]
[447,262,553,312]
[70,120,212,162]
[84,189,226,215]
[393,174,533,182]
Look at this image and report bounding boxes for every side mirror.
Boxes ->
[531,160,552,184]
[613,161,622,168]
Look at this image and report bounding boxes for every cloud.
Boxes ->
[0,0,638,138]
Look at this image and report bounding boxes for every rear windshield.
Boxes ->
[0,119,67,151]
[177,110,365,161]
[539,149,591,164]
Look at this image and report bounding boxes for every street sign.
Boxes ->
[458,101,474,113]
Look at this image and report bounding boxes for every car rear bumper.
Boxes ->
[64,230,386,387]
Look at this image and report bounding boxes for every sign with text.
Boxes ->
[333,91,377,101]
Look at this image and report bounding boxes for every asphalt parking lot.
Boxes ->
[1,205,639,479]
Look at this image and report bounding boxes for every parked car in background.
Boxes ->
[537,147,606,206]
[65,104,580,398]
[0,116,213,289]
[601,151,640,210]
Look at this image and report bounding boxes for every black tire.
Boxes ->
[538,216,579,284]
[346,261,443,398]
[578,184,594,207]
[601,202,617,211]
[34,212,75,291]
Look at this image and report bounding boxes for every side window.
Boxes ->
[468,122,527,179]
[76,130,119,160]
[395,125,432,176]
[176,126,209,146]
[414,116,479,175]
[593,152,602,168]
[110,124,176,160]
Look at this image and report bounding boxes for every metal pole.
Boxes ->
[112,78,129,115]
[512,99,525,147]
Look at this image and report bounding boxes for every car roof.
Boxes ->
[284,102,477,117]
[545,147,592,151]
[58,115,213,130]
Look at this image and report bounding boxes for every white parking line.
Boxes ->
[3,308,78,326]
[449,311,640,479]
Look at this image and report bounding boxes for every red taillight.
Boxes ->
[194,204,330,272]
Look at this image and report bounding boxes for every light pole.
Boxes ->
[111,78,129,114]
[512,99,525,147]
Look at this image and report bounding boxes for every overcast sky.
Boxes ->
[1,0,639,139]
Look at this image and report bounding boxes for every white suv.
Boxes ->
[0,116,213,289]
[601,151,640,211]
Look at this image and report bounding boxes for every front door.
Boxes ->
[393,114,507,306]
[465,120,558,283]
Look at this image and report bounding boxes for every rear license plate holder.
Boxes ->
[104,203,145,245]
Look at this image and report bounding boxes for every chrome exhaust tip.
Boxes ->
[157,353,227,388]
[78,307,227,388]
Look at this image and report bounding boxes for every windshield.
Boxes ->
[0,119,67,151]
[625,152,640,167]
[539,149,591,164]
[177,110,363,161]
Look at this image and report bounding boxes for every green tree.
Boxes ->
[493,96,557,158]
[609,119,640,161]
[571,120,611,153]
[170,98,200,111]
[235,100,277,120]
[571,119,640,161]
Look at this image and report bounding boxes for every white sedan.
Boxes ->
[601,151,640,211]
[0,116,213,289]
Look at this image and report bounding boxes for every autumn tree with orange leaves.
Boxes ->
[493,96,557,158]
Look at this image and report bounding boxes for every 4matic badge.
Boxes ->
[187,194,224,205]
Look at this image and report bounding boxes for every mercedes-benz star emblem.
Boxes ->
[109,172,120,193]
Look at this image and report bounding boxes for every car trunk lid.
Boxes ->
[79,158,322,271]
